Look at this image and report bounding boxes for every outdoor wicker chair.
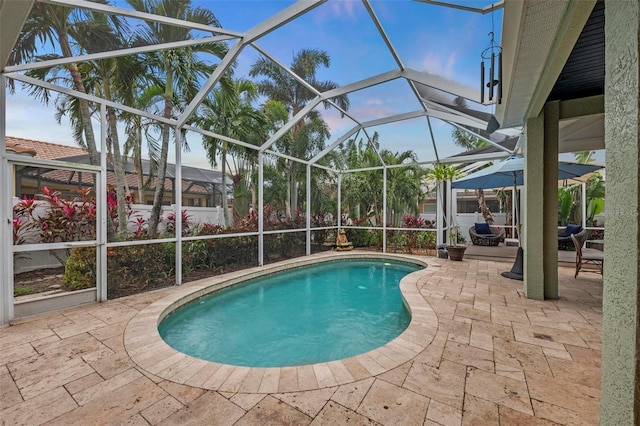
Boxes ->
[570,233,604,278]
[469,224,505,246]
[558,226,587,250]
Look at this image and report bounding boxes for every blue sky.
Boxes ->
[6,0,506,169]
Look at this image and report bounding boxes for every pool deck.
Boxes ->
[0,251,602,425]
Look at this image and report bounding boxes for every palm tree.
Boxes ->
[10,1,114,167]
[249,48,349,218]
[424,163,462,241]
[198,78,267,227]
[336,133,422,226]
[122,85,165,204]
[14,4,133,238]
[585,172,605,226]
[450,96,490,149]
[339,134,384,221]
[82,16,142,238]
[574,150,596,164]
[127,0,228,236]
[451,128,486,151]
[381,149,423,225]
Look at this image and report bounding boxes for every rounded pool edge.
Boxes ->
[123,252,439,394]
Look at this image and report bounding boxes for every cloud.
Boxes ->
[331,0,357,18]
[6,90,76,146]
[421,51,458,80]
[315,0,359,22]
[6,88,218,170]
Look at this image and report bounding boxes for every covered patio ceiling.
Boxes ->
[497,0,604,153]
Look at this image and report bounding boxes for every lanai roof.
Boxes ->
[1,0,517,169]
[1,1,605,169]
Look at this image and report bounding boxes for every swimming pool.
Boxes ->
[158,259,420,367]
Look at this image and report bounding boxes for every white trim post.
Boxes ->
[337,173,342,229]
[382,167,387,252]
[436,180,444,246]
[445,179,452,245]
[0,74,12,323]
[306,164,311,256]
[175,126,183,285]
[581,181,587,229]
[258,152,264,266]
[98,105,108,302]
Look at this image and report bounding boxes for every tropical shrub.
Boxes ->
[34,186,97,243]
[106,241,174,291]
[62,247,95,290]
[417,231,436,249]
[388,231,407,251]
[402,215,426,252]
[166,209,193,236]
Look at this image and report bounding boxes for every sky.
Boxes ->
[6,0,512,170]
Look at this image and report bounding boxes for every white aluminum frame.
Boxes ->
[8,157,103,319]
[0,0,511,323]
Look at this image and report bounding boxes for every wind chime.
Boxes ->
[480,30,502,105]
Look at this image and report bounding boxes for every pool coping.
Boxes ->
[123,251,439,394]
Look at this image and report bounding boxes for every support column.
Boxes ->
[174,126,183,286]
[306,164,311,256]
[257,152,264,266]
[436,181,444,246]
[337,173,342,229]
[0,74,12,324]
[382,167,387,252]
[523,102,560,300]
[523,115,545,300]
[601,1,640,423]
[542,101,559,299]
[98,105,108,302]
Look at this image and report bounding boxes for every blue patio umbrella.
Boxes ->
[451,155,603,190]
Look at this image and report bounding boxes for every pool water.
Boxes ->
[158,259,420,367]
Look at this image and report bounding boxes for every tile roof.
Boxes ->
[5,136,87,160]
[6,136,210,195]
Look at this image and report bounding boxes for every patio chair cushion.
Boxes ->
[469,225,505,246]
[561,224,582,237]
[474,222,492,234]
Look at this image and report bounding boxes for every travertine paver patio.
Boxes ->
[0,252,602,425]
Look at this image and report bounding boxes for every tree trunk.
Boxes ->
[58,31,99,167]
[476,189,495,224]
[134,125,144,204]
[285,166,292,219]
[107,108,128,236]
[148,64,174,236]
[231,172,246,224]
[250,176,257,214]
[104,82,128,237]
[148,98,171,236]
[505,192,513,237]
[221,145,229,227]
[291,176,298,217]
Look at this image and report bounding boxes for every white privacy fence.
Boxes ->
[127,204,227,232]
[12,197,229,273]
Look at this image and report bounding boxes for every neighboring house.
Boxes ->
[6,136,228,207]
